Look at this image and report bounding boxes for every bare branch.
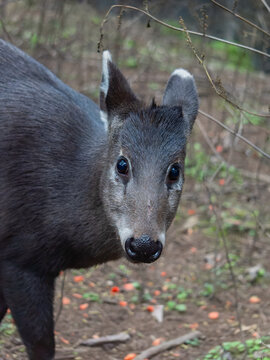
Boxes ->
[98,4,270,58]
[261,0,270,12]
[134,331,201,360]
[198,110,270,160]
[211,0,270,37]
[0,18,13,43]
[179,17,269,118]
[77,332,130,347]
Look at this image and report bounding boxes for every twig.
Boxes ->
[55,271,66,325]
[211,0,270,37]
[77,332,130,347]
[98,4,270,58]
[261,0,270,12]
[198,110,270,160]
[204,184,246,354]
[179,17,269,118]
[0,18,13,43]
[133,331,201,360]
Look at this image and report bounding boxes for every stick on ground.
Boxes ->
[134,331,201,360]
[77,332,130,347]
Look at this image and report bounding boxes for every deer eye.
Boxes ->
[116,157,129,175]
[168,163,180,182]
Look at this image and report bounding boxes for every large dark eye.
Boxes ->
[168,163,180,182]
[116,157,129,175]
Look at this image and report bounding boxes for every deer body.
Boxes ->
[0,39,198,359]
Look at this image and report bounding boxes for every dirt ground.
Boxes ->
[1,189,270,360]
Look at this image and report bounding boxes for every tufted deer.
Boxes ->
[0,39,198,359]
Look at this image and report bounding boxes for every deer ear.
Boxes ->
[163,69,199,133]
[100,51,140,130]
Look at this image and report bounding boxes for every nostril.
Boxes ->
[125,236,163,263]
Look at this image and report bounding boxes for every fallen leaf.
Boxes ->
[124,353,137,360]
[79,303,89,310]
[154,290,161,296]
[123,283,135,291]
[62,297,71,305]
[161,271,167,277]
[73,275,85,283]
[73,293,83,299]
[152,338,163,346]
[249,296,261,304]
[219,178,225,186]
[60,336,70,345]
[188,209,196,215]
[119,300,128,307]
[208,311,219,320]
[216,145,223,153]
[189,322,199,330]
[190,247,197,253]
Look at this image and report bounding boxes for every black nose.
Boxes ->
[125,235,163,263]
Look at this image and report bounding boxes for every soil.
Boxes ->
[1,197,270,360]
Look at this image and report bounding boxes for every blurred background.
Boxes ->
[0,1,270,359]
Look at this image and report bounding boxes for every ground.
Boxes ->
[1,190,270,360]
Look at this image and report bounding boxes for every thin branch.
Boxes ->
[134,331,201,360]
[55,271,66,325]
[98,4,270,58]
[77,332,130,347]
[179,17,269,118]
[0,18,13,43]
[204,184,246,353]
[211,0,270,37]
[198,110,270,160]
[197,118,270,184]
[261,0,270,12]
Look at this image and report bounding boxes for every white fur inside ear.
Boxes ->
[171,68,192,79]
[100,50,112,97]
[100,110,108,131]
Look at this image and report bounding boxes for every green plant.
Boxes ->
[82,292,100,302]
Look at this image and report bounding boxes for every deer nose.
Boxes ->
[125,235,163,263]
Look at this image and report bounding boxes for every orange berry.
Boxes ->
[154,290,161,296]
[146,305,154,312]
[161,271,167,277]
[73,275,85,283]
[188,209,196,215]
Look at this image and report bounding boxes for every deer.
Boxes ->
[0,39,198,359]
